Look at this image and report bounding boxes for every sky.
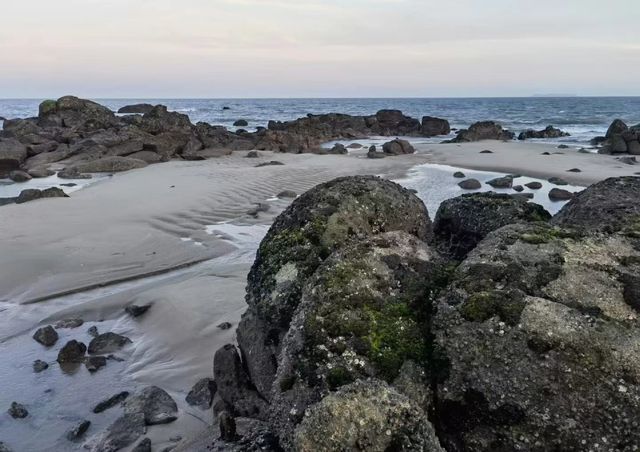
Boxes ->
[1,0,639,98]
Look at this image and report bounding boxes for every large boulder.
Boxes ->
[373,110,421,135]
[382,138,415,155]
[432,221,640,450]
[0,138,28,174]
[433,193,551,259]
[293,380,444,452]
[449,121,515,143]
[137,105,192,135]
[421,116,451,137]
[38,96,118,131]
[552,176,640,233]
[117,104,155,114]
[124,386,178,425]
[606,118,628,138]
[237,176,432,399]
[517,125,570,140]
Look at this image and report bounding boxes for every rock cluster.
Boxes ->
[593,119,640,154]
[209,175,640,451]
[517,125,570,140]
[448,121,515,143]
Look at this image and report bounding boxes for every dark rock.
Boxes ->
[294,380,443,451]
[346,143,362,149]
[327,143,347,155]
[567,167,581,172]
[185,378,217,410]
[421,116,450,137]
[223,106,231,110]
[608,135,629,153]
[433,221,640,451]
[0,138,29,174]
[368,145,376,152]
[486,176,513,188]
[88,332,132,354]
[38,96,118,131]
[66,420,91,441]
[525,181,543,189]
[453,171,465,178]
[214,344,268,418]
[374,110,421,135]
[85,356,107,373]
[512,185,524,192]
[55,318,83,329]
[548,188,575,201]
[449,121,515,142]
[70,156,147,173]
[458,178,481,190]
[276,190,297,199]
[618,156,637,165]
[479,149,493,153]
[33,360,49,373]
[558,144,569,149]
[219,412,239,442]
[606,118,628,138]
[541,151,551,155]
[57,167,91,179]
[238,176,431,398]
[33,325,59,347]
[548,176,568,186]
[518,126,570,140]
[552,176,640,233]
[8,170,31,182]
[433,192,551,259]
[16,187,69,204]
[57,340,87,363]
[124,386,178,425]
[126,151,163,164]
[95,413,146,452]
[93,391,130,413]
[138,105,192,135]
[255,161,284,167]
[217,322,233,330]
[233,120,249,127]
[0,442,12,452]
[382,138,415,155]
[118,104,155,115]
[246,150,259,158]
[511,192,534,201]
[87,325,99,338]
[125,304,152,318]
[8,402,28,419]
[131,438,152,452]
[366,147,386,159]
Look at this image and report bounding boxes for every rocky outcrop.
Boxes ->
[15,187,68,204]
[517,125,570,140]
[433,193,551,259]
[69,156,147,173]
[596,119,640,154]
[421,116,451,137]
[0,138,28,175]
[448,121,515,143]
[208,175,640,451]
[124,386,178,425]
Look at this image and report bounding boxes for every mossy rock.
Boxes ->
[38,99,58,117]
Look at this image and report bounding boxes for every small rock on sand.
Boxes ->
[125,304,152,318]
[217,322,233,330]
[245,150,259,158]
[124,386,178,425]
[57,340,87,363]
[33,326,58,347]
[458,179,481,190]
[453,171,465,178]
[88,332,132,354]
[55,318,84,329]
[66,420,91,441]
[93,391,130,413]
[255,161,284,167]
[480,150,493,154]
[8,402,28,419]
[512,185,524,192]
[33,360,49,373]
[567,168,581,173]
[486,176,513,188]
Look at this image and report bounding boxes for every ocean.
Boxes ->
[2,97,640,146]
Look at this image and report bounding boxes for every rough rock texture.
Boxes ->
[548,187,575,200]
[93,391,130,413]
[237,176,432,399]
[66,420,91,441]
[0,138,29,174]
[118,104,155,114]
[294,380,444,452]
[597,119,640,154]
[486,175,513,188]
[33,360,49,373]
[88,332,132,354]
[32,325,59,347]
[518,125,570,140]
[69,156,147,173]
[93,413,146,452]
[449,121,515,143]
[421,116,451,137]
[433,193,551,259]
[185,378,217,410]
[131,438,152,452]
[15,187,68,204]
[382,139,415,155]
[124,386,178,425]
[433,220,640,451]
[552,176,640,233]
[8,402,28,419]
[458,179,481,190]
[57,340,87,363]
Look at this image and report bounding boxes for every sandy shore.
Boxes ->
[417,141,639,185]
[0,142,636,451]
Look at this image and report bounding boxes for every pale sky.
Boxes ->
[1,0,639,98]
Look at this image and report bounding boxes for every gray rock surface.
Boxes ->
[88,332,132,354]
[185,378,217,410]
[124,386,178,425]
[32,325,58,347]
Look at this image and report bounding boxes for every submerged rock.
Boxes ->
[124,386,178,425]
[93,391,130,413]
[32,325,58,347]
[88,332,132,354]
[66,420,91,441]
[125,304,152,318]
[8,402,28,419]
[33,360,49,373]
[55,318,84,329]
[485,175,513,188]
[94,413,146,452]
[433,192,551,259]
[85,356,107,373]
